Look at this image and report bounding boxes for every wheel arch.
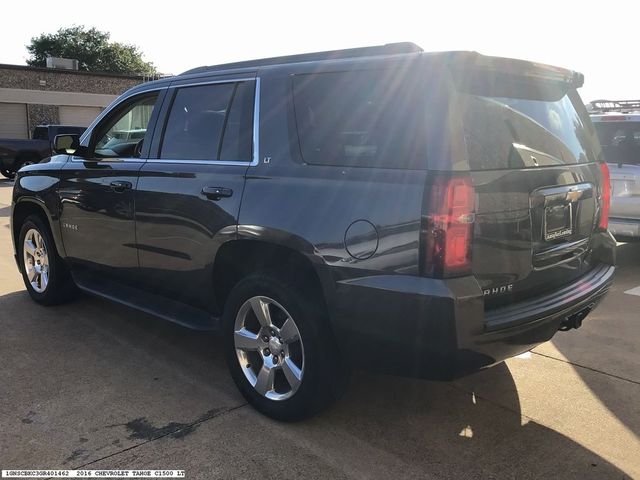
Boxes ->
[12,198,65,260]
[212,228,336,323]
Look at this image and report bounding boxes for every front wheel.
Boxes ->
[18,215,77,305]
[222,272,347,421]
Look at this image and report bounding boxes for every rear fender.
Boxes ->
[235,224,338,316]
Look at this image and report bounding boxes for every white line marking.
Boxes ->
[624,286,640,296]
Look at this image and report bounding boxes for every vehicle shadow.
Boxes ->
[548,240,640,440]
[0,288,632,478]
[309,365,631,478]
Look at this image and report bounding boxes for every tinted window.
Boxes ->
[57,126,86,135]
[292,70,426,168]
[160,83,235,160]
[219,82,255,161]
[94,94,158,158]
[461,86,599,170]
[33,127,47,140]
[593,121,640,166]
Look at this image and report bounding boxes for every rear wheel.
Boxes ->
[1,169,15,179]
[18,215,77,305]
[222,272,347,421]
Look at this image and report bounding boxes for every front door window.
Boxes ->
[93,94,158,158]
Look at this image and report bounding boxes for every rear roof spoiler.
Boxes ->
[443,51,584,88]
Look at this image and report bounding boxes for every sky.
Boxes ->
[1,0,638,103]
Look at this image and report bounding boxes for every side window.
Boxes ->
[93,93,159,158]
[292,70,426,169]
[160,81,254,161]
[220,82,255,161]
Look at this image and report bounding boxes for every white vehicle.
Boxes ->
[589,100,640,240]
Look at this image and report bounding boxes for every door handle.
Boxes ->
[110,180,132,192]
[202,186,233,200]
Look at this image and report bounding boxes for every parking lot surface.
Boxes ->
[0,179,639,479]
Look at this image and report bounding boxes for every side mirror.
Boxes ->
[53,134,83,155]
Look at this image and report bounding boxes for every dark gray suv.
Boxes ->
[10,42,616,420]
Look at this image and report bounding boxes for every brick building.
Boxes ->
[0,64,146,138]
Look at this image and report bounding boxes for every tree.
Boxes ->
[26,26,157,75]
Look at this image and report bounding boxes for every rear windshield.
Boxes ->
[32,127,48,140]
[593,121,640,166]
[460,84,600,170]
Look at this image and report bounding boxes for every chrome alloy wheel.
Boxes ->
[22,228,49,293]
[234,296,305,401]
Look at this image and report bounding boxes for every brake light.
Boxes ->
[422,175,476,277]
[599,162,611,230]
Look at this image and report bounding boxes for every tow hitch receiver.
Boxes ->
[559,303,596,331]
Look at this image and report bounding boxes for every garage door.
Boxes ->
[59,106,102,127]
[0,103,28,139]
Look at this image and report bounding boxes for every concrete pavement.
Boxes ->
[0,179,638,479]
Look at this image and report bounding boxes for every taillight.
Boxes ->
[421,174,476,278]
[599,162,611,230]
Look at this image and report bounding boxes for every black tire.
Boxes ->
[18,215,77,305]
[222,272,348,421]
[1,169,15,179]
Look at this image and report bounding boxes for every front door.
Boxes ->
[135,76,257,313]
[58,91,165,280]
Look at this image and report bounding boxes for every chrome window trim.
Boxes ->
[252,77,260,167]
[169,76,254,89]
[69,158,147,163]
[77,85,167,146]
[150,76,260,167]
[145,159,255,167]
[72,77,260,166]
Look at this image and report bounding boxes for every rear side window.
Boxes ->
[160,81,254,161]
[292,70,426,169]
[32,127,47,140]
[220,82,255,161]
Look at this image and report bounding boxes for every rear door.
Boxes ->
[449,61,605,308]
[134,75,257,314]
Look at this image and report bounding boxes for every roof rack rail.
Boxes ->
[587,99,640,114]
[180,42,423,75]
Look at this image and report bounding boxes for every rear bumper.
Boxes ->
[609,218,640,239]
[329,262,615,380]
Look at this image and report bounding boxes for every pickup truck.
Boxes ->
[0,125,86,179]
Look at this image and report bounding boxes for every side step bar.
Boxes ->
[72,269,219,331]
